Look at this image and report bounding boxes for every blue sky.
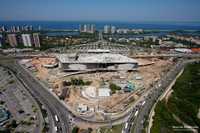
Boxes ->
[0,0,200,22]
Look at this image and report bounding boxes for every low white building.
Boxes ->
[98,88,111,97]
[175,48,192,53]
[77,104,88,113]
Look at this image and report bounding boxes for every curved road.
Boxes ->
[1,54,200,133]
[15,62,71,133]
[0,58,71,133]
[124,59,199,133]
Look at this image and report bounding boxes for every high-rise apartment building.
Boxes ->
[33,33,41,48]
[22,34,32,47]
[79,24,84,33]
[111,26,116,34]
[90,24,95,33]
[7,34,18,47]
[0,34,3,47]
[104,25,111,34]
[79,24,95,33]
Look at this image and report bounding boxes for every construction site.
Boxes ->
[56,53,138,71]
[18,51,174,124]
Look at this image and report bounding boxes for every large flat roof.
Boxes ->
[56,53,138,64]
[87,49,110,53]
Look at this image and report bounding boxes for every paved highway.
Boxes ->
[1,53,200,60]
[124,59,199,133]
[1,54,200,133]
[16,62,71,133]
[0,59,71,133]
[133,61,184,133]
[0,56,135,132]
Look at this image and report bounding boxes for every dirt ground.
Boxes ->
[28,57,174,114]
[137,58,173,89]
[31,57,57,80]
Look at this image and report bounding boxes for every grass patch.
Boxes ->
[65,78,92,86]
[99,124,123,133]
[151,62,200,133]
[109,83,121,94]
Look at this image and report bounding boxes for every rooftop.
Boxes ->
[87,49,110,53]
[98,88,111,97]
[56,53,138,64]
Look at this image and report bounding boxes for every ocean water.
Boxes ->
[0,21,200,30]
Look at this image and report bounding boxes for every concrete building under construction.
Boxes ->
[56,53,138,71]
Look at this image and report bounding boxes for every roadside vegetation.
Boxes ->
[99,124,123,133]
[62,78,92,86]
[151,62,200,133]
[72,126,79,133]
[72,127,93,133]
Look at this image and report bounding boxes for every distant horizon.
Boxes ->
[1,0,200,22]
[1,21,200,30]
[1,20,200,27]
[1,20,200,23]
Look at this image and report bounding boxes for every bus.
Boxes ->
[55,115,59,122]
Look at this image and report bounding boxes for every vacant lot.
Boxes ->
[98,124,123,133]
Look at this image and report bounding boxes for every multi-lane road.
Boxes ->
[15,62,71,133]
[1,53,200,133]
[0,58,71,133]
[123,59,199,133]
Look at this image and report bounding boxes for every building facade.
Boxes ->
[80,24,95,33]
[90,24,95,33]
[22,34,32,47]
[33,33,41,48]
[7,34,18,47]
[0,34,3,47]
[79,24,84,33]
[111,26,116,34]
[104,25,111,34]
